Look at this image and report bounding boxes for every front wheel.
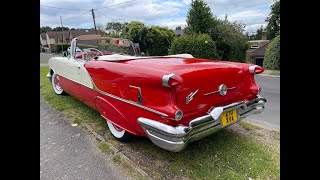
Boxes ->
[51,73,66,95]
[107,121,132,142]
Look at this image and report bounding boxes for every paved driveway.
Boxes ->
[40,96,131,180]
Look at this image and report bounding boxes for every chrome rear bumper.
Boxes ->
[137,96,266,152]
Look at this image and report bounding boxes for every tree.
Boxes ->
[186,0,213,34]
[209,16,248,62]
[123,21,149,53]
[266,0,280,40]
[52,26,69,31]
[145,26,176,56]
[169,34,219,59]
[263,35,280,70]
[96,23,105,33]
[185,0,248,62]
[176,26,181,30]
[106,22,128,34]
[40,26,52,33]
[255,25,265,40]
[124,22,175,55]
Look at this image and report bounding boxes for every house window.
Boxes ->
[250,45,259,49]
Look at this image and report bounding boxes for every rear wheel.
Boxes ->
[107,121,132,142]
[51,73,66,95]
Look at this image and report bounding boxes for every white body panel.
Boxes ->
[48,57,93,89]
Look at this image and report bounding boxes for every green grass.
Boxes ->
[40,66,280,180]
[40,59,47,63]
[270,70,280,76]
[98,141,111,154]
[112,154,123,164]
[239,121,263,131]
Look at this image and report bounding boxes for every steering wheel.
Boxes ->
[82,48,104,60]
[88,48,103,58]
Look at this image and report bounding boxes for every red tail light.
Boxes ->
[249,65,264,74]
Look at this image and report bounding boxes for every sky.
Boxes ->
[40,0,274,34]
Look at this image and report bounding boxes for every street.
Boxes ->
[40,96,131,180]
[249,75,280,130]
[40,53,280,130]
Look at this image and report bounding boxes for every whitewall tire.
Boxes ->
[107,121,132,142]
[51,73,66,95]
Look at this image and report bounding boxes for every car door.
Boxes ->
[59,57,83,101]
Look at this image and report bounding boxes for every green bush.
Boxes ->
[124,22,175,56]
[263,35,280,70]
[55,43,70,53]
[144,26,176,56]
[168,33,220,60]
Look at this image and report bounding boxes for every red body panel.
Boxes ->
[58,57,261,136]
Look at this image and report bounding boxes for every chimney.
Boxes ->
[262,30,267,40]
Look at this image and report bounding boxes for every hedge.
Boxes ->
[168,34,220,60]
[263,35,280,70]
[55,43,71,53]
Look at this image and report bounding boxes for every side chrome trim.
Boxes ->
[162,73,176,87]
[95,88,168,117]
[186,90,198,104]
[129,85,142,104]
[203,87,236,96]
[56,71,168,117]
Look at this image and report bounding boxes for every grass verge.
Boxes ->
[270,70,280,76]
[40,66,280,180]
[239,121,263,131]
[40,59,47,63]
[112,154,123,164]
[98,141,111,154]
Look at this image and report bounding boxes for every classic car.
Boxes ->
[47,34,266,152]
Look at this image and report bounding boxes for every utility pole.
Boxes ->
[91,9,98,34]
[60,16,65,53]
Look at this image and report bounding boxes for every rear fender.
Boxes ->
[94,96,139,135]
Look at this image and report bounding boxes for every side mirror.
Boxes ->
[63,51,68,57]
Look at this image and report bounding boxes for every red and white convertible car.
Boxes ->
[47,35,266,152]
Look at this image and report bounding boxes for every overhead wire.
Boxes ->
[40,4,88,11]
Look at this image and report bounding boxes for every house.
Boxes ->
[40,29,102,52]
[246,39,270,67]
[246,30,270,67]
[175,29,183,36]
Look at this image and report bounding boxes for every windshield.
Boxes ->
[76,38,138,57]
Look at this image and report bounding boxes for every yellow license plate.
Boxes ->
[221,109,238,126]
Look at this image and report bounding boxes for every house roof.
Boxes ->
[248,40,270,43]
[46,31,70,40]
[40,33,46,39]
[70,29,102,38]
[250,42,270,57]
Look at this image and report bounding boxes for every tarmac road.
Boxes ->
[40,96,131,180]
[245,75,280,130]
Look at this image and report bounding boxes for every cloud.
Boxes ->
[245,23,266,34]
[40,0,273,32]
[152,17,187,29]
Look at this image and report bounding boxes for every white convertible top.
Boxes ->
[96,54,194,61]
